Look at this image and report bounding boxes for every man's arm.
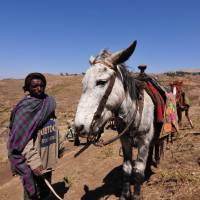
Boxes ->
[22,139,44,175]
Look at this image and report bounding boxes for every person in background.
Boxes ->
[66,120,80,146]
[7,72,65,200]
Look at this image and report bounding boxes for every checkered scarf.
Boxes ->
[8,95,56,197]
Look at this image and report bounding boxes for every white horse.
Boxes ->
[74,41,159,200]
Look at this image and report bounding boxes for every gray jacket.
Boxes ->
[22,118,65,170]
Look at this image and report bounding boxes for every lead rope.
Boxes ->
[74,72,116,158]
[99,100,139,146]
[88,73,116,143]
[98,90,144,146]
[74,104,139,157]
[74,60,144,156]
[74,88,144,157]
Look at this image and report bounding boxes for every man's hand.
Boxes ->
[33,165,44,176]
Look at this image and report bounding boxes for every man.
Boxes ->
[8,73,65,200]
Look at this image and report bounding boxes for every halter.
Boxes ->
[88,60,144,145]
[74,60,117,157]
[87,60,116,143]
[74,60,143,157]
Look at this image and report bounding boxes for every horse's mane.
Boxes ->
[96,49,137,100]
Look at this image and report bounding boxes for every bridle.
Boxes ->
[74,60,117,157]
[87,60,116,144]
[88,59,144,145]
[74,59,143,157]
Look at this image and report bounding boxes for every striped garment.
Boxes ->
[8,95,56,197]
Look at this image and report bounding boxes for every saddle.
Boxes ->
[135,73,166,123]
[135,67,178,136]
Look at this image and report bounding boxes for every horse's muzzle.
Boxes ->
[74,124,88,138]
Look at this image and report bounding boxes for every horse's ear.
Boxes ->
[89,55,96,65]
[107,40,137,65]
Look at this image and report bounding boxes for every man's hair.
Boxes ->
[23,72,47,92]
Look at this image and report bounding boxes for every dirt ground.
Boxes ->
[0,74,200,200]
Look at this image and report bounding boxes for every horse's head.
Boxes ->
[170,81,183,94]
[74,41,137,139]
[170,81,184,105]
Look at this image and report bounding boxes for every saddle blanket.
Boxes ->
[144,80,178,137]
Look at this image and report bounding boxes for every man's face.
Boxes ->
[29,79,45,98]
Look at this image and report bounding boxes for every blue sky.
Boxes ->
[0,0,200,79]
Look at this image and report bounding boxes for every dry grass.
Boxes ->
[160,170,200,185]
[0,73,200,200]
[99,146,114,159]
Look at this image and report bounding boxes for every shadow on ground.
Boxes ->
[49,181,69,199]
[81,166,122,200]
[80,164,154,200]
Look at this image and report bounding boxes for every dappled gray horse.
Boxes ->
[74,41,157,200]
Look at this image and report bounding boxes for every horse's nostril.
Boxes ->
[75,124,84,133]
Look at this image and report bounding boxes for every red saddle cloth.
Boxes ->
[146,81,165,123]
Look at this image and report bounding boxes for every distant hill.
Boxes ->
[179,68,200,73]
[169,68,200,73]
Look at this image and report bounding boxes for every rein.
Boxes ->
[87,60,116,143]
[74,60,116,157]
[98,89,144,146]
[74,60,144,157]
[99,100,139,146]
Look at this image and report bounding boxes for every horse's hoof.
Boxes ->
[133,169,144,183]
[119,193,131,200]
[119,196,126,200]
[131,194,141,200]
[119,196,131,200]
[74,138,80,146]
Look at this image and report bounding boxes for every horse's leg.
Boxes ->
[74,133,80,146]
[185,107,194,128]
[120,136,132,200]
[133,125,154,200]
[154,122,163,165]
[144,144,154,180]
[177,107,182,127]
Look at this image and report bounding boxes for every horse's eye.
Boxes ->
[96,80,107,86]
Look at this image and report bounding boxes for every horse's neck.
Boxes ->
[176,91,184,106]
[117,93,137,122]
[114,71,138,122]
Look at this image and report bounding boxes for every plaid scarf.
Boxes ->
[8,95,56,197]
